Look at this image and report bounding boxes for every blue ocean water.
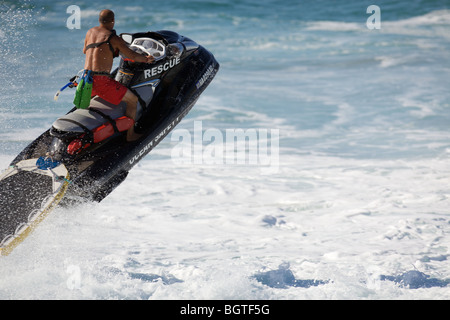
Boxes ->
[0,0,450,300]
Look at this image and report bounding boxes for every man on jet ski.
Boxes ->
[83,9,154,141]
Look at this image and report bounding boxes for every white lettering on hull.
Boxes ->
[144,57,181,79]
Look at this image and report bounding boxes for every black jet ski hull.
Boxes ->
[10,31,219,203]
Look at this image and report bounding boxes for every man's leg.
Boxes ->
[121,89,141,141]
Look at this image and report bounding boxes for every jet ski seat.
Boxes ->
[52,96,132,135]
[50,96,137,154]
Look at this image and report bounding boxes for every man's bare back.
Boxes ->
[84,26,152,72]
[83,26,116,72]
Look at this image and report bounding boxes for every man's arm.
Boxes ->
[111,36,154,63]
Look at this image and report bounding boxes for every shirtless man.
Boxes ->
[83,9,154,141]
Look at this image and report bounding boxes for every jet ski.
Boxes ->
[0,30,218,255]
[13,30,218,202]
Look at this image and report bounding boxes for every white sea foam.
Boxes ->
[305,21,362,32]
[2,149,450,299]
[305,9,450,39]
[387,9,450,27]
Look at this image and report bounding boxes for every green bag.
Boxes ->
[73,70,93,109]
